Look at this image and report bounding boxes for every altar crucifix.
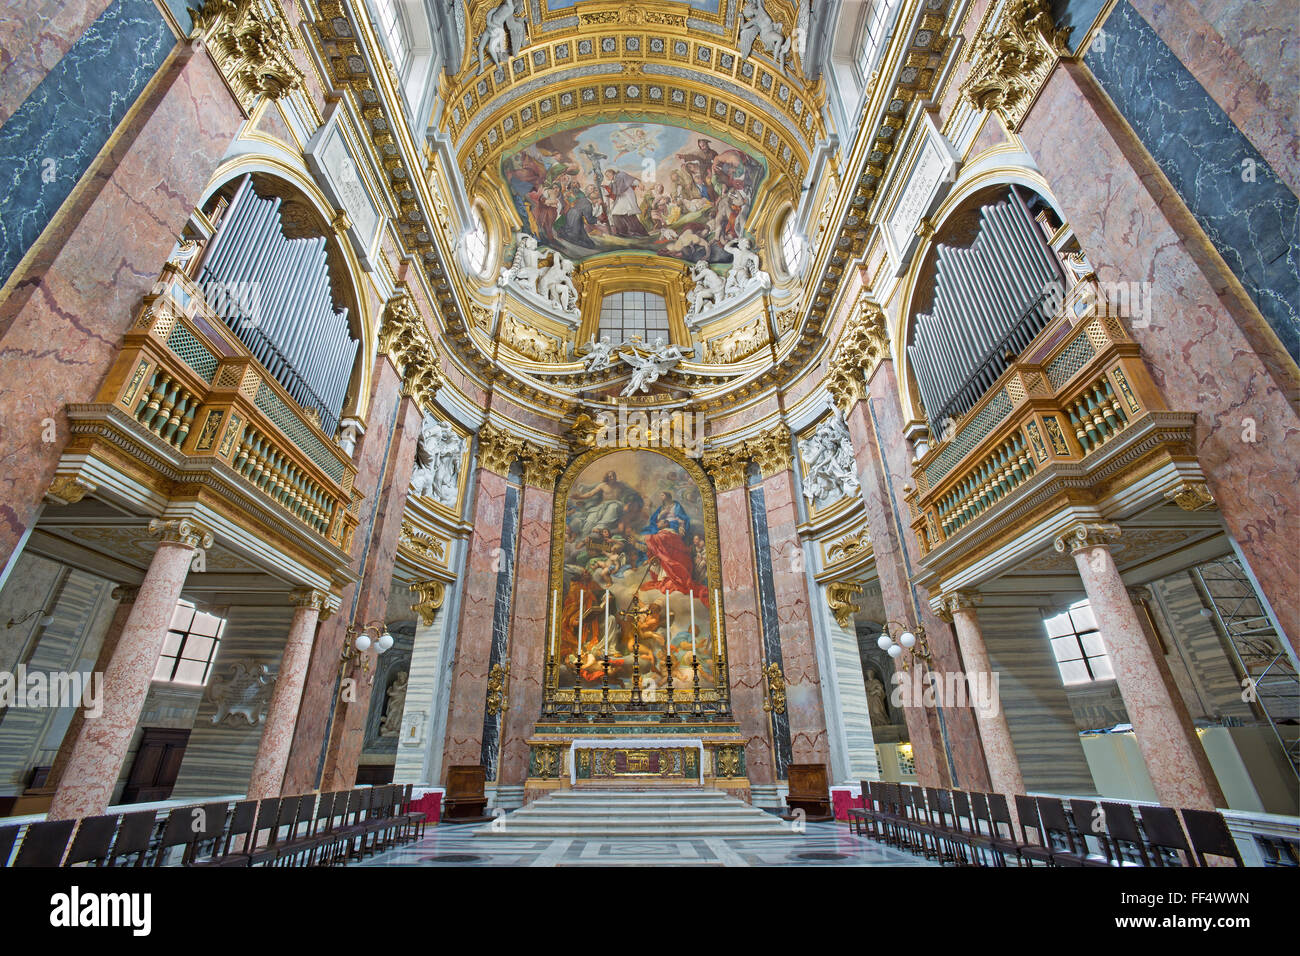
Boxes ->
[617,594,653,709]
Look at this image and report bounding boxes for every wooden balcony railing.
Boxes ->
[906,294,1183,557]
[75,264,362,553]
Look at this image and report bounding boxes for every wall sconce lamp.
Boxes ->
[876,620,933,671]
[5,609,55,630]
[340,620,394,674]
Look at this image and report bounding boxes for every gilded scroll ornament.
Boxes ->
[379,287,446,412]
[485,661,510,717]
[826,297,889,410]
[1053,521,1120,554]
[762,661,786,715]
[959,0,1071,131]
[826,580,864,628]
[410,580,446,626]
[1164,481,1216,512]
[188,0,306,114]
[827,527,871,563]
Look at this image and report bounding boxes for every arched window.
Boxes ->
[375,0,410,75]
[780,211,803,275]
[598,291,670,344]
[464,208,489,277]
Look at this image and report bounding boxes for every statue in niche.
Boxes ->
[207,660,275,726]
[685,260,726,317]
[722,237,767,297]
[475,0,528,73]
[799,409,860,506]
[380,670,409,737]
[620,338,685,396]
[410,415,463,505]
[501,233,543,296]
[738,0,791,73]
[537,251,580,314]
[581,334,618,372]
[865,667,890,727]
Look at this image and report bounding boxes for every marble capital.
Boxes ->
[521,446,568,487]
[147,517,215,550]
[1053,521,1120,554]
[289,588,330,612]
[935,590,982,621]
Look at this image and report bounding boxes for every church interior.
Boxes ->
[0,0,1296,875]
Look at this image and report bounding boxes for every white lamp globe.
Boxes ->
[877,634,893,651]
[377,631,394,653]
[888,644,903,658]
[900,631,916,649]
[354,633,372,652]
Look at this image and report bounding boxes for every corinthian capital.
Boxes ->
[960,0,1072,131]
[476,423,526,477]
[827,297,888,410]
[746,423,793,478]
[190,0,305,114]
[702,446,750,492]
[148,517,215,550]
[1053,522,1120,554]
[936,590,982,621]
[522,447,568,487]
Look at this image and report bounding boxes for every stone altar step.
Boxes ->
[473,787,794,839]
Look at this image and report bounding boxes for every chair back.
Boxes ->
[1015,794,1045,847]
[223,800,258,855]
[64,815,120,866]
[969,792,993,837]
[1138,805,1193,865]
[155,806,200,865]
[12,819,77,867]
[1035,797,1078,853]
[1179,809,1243,867]
[1101,802,1149,866]
[1068,798,1112,864]
[952,790,973,832]
[987,793,1016,841]
[109,811,158,865]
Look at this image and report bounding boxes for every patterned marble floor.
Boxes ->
[357,821,935,867]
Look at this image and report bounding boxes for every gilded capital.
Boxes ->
[960,0,1071,131]
[46,475,93,505]
[826,580,864,628]
[522,447,568,487]
[746,423,793,478]
[702,446,750,493]
[476,422,526,477]
[1053,521,1120,554]
[148,517,215,550]
[189,0,305,114]
[380,287,445,411]
[827,297,888,411]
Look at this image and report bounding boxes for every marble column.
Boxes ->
[43,584,137,794]
[749,427,831,768]
[1056,523,1226,809]
[246,589,326,799]
[439,427,523,782]
[939,591,1025,800]
[48,518,212,819]
[319,393,424,792]
[706,459,774,784]
[498,451,564,787]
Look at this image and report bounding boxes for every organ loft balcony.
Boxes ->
[904,285,1207,575]
[54,263,363,565]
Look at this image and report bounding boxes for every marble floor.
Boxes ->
[357,821,935,866]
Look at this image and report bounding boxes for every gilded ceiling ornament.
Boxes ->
[826,297,888,410]
[476,422,527,476]
[1053,521,1120,555]
[959,0,1071,131]
[188,0,305,114]
[1163,480,1216,512]
[826,580,863,628]
[746,423,793,478]
[410,580,446,627]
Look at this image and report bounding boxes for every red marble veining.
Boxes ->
[1132,0,1299,195]
[439,467,509,782]
[1072,543,1226,808]
[247,602,321,799]
[282,359,404,793]
[949,606,1025,799]
[967,112,1008,160]
[0,0,117,127]
[862,359,991,791]
[48,540,196,819]
[320,394,423,791]
[1022,63,1300,648]
[758,469,830,766]
[716,486,773,783]
[0,49,242,571]
[497,480,554,785]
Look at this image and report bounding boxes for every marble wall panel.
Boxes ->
[0,1,118,127]
[747,482,793,777]
[479,480,520,777]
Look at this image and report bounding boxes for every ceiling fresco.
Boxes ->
[501,120,766,265]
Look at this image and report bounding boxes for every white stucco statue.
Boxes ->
[501,233,543,296]
[738,0,791,73]
[538,251,580,314]
[685,260,726,317]
[799,409,860,505]
[722,236,767,297]
[410,414,463,505]
[620,338,685,396]
[476,0,528,73]
[581,334,618,372]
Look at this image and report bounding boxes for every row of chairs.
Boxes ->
[847,781,1244,867]
[0,783,427,867]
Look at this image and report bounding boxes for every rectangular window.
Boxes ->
[1044,600,1113,685]
[375,0,410,74]
[598,291,671,344]
[857,0,902,79]
[153,599,225,686]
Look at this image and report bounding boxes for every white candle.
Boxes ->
[715,590,722,655]
[551,589,558,655]
[578,589,584,658]
[690,597,696,656]
[603,591,610,657]
[665,591,672,659]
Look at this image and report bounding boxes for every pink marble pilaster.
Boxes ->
[1058,524,1226,809]
[1020,61,1300,650]
[47,519,212,819]
[716,484,773,784]
[246,590,325,799]
[0,0,119,127]
[439,466,511,782]
[498,480,555,786]
[758,468,830,767]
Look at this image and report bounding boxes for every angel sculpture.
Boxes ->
[620,338,685,396]
[501,233,543,295]
[538,252,579,313]
[581,334,618,372]
[476,0,528,73]
[686,260,726,316]
[410,415,463,505]
[723,237,762,292]
[798,409,860,505]
[738,0,791,73]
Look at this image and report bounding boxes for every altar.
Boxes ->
[568,737,705,784]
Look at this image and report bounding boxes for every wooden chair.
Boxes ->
[397,783,427,842]
[1034,797,1100,867]
[1101,802,1151,866]
[1012,794,1055,866]
[190,800,257,867]
[1179,809,1244,867]
[1067,798,1116,865]
[154,805,203,866]
[444,766,489,821]
[250,795,299,866]
[0,825,20,867]
[106,810,158,867]
[928,789,971,865]
[12,819,77,866]
[984,794,1023,865]
[1138,805,1195,866]
[965,793,1005,866]
[63,815,121,867]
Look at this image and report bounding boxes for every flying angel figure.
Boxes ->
[609,124,660,160]
[620,338,685,396]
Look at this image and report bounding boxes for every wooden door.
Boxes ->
[121,728,191,803]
